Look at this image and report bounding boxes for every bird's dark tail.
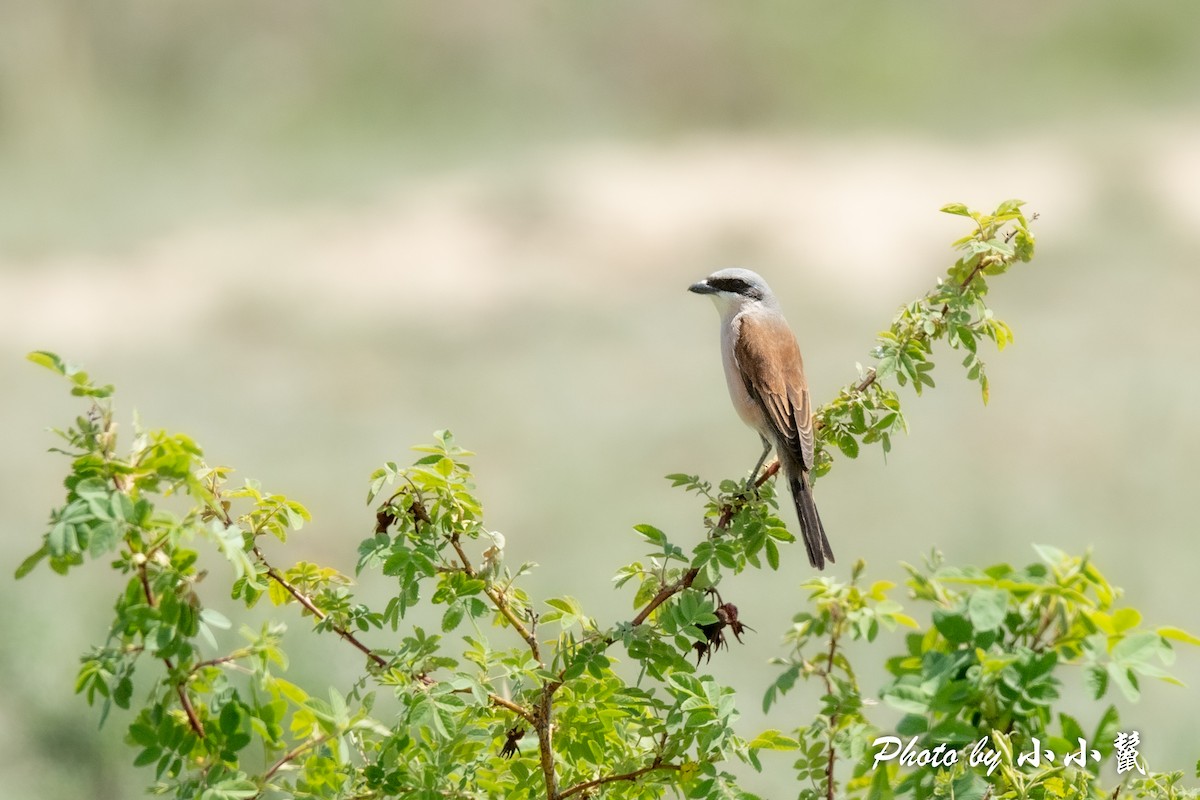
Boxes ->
[789,470,834,570]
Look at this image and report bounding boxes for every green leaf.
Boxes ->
[633,524,667,547]
[966,589,1008,632]
[1111,607,1142,633]
[1158,626,1200,647]
[763,663,800,712]
[1058,712,1086,745]
[132,747,162,767]
[995,198,1026,216]
[27,350,69,375]
[941,202,971,217]
[200,608,232,630]
[1092,704,1120,755]
[882,683,931,715]
[14,544,49,579]
[929,717,987,746]
[837,433,859,459]
[932,609,974,644]
[545,597,581,616]
[219,702,243,736]
[949,769,988,800]
[441,605,465,632]
[1032,543,1067,566]
[1085,665,1109,699]
[867,763,896,800]
[765,539,780,571]
[665,473,698,487]
[1106,662,1140,701]
[1111,631,1167,666]
[748,729,799,751]
[199,779,258,800]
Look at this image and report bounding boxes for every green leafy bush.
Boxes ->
[19,203,1199,799]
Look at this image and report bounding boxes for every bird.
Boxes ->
[688,268,834,570]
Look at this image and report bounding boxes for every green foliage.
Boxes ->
[764,549,1199,800]
[20,202,1197,799]
[812,200,1035,478]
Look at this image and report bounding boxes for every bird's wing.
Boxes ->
[734,312,814,471]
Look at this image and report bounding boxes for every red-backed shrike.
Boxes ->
[689,268,834,570]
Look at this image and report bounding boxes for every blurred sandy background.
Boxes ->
[3,3,1199,797]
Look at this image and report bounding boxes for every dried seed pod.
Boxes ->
[499,725,526,759]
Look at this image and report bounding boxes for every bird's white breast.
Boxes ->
[720,313,769,434]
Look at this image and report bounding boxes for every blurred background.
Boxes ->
[3,2,1199,797]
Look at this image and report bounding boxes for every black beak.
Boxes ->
[688,280,716,295]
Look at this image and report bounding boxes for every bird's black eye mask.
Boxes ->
[707,277,762,300]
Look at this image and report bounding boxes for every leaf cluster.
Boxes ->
[813,200,1035,477]
[23,202,1195,800]
[762,549,1199,800]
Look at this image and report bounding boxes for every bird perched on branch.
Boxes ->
[689,268,834,570]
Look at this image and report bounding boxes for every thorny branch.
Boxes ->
[207,485,397,674]
[828,231,1034,419]
[821,611,844,800]
[558,759,681,800]
[254,547,388,669]
[101,406,207,740]
[188,653,243,676]
[250,544,538,724]
[134,559,206,739]
[195,483,543,734]
[443,527,559,794]
[559,731,678,800]
[629,460,780,627]
[260,732,334,788]
[447,531,541,663]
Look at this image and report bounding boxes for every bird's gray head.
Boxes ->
[688,268,779,315]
